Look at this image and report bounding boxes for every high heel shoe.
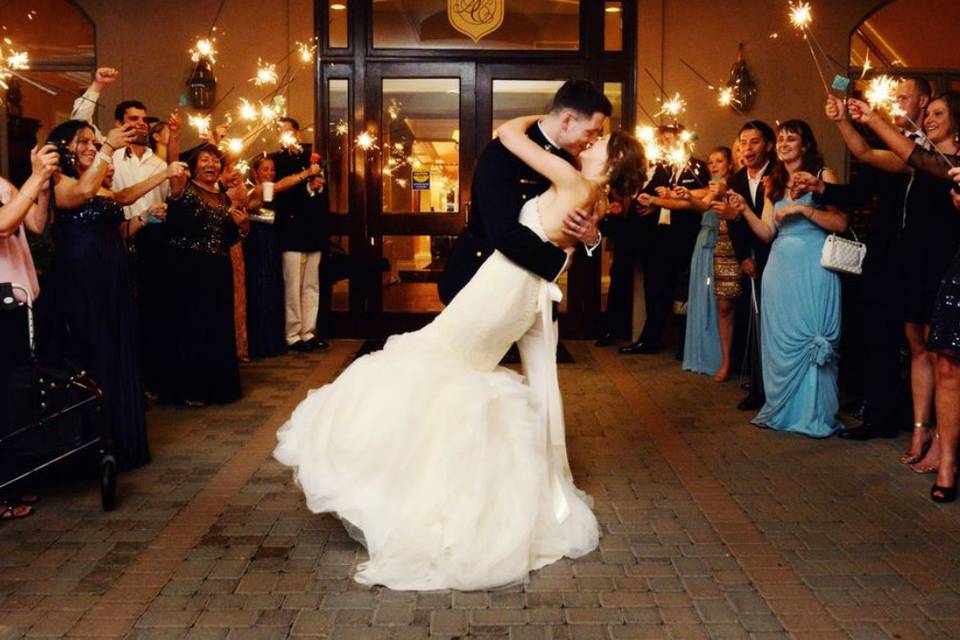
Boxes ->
[931,483,957,503]
[900,422,934,465]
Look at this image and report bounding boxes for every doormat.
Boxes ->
[352,340,575,365]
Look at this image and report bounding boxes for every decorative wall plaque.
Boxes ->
[448,0,505,43]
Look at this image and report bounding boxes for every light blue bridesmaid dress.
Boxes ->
[682,209,722,375]
[753,192,842,437]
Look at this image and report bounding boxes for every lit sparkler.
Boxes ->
[190,38,217,64]
[334,120,349,136]
[188,113,212,137]
[789,2,813,31]
[864,74,903,116]
[355,131,377,151]
[6,51,28,70]
[279,130,302,152]
[656,93,686,119]
[225,137,244,154]
[238,99,259,121]
[253,60,278,86]
[718,87,735,107]
[297,41,317,64]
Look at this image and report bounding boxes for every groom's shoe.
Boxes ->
[618,341,658,355]
[737,394,764,411]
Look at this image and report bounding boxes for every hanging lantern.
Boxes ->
[188,58,217,110]
[726,43,757,113]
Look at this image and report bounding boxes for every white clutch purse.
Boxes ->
[820,230,866,275]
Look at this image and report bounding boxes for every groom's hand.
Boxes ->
[563,207,600,246]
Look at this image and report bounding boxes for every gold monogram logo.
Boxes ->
[448,0,505,43]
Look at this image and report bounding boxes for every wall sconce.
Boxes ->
[726,43,757,113]
[188,58,217,110]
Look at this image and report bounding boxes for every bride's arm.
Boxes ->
[495,116,583,192]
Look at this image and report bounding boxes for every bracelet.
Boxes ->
[102,142,115,154]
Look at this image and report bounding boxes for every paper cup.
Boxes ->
[262,181,274,202]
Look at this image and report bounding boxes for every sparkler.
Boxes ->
[253,60,278,86]
[787,1,831,96]
[356,131,377,151]
[6,51,28,70]
[297,41,317,64]
[656,93,686,119]
[224,137,244,154]
[188,113,212,137]
[279,130,302,152]
[190,38,217,64]
[238,99,259,121]
[717,87,735,108]
[788,1,813,30]
[334,120,349,136]
[864,75,902,116]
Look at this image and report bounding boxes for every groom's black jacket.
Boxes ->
[438,124,573,305]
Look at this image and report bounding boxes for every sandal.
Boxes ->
[1,503,35,520]
[900,422,934,465]
[931,483,958,503]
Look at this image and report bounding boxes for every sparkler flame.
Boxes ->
[6,51,28,70]
[356,131,377,151]
[656,93,686,119]
[190,38,217,64]
[188,114,212,137]
[789,2,813,30]
[864,75,904,116]
[225,138,243,154]
[718,87,735,107]
[279,130,301,151]
[253,60,278,86]
[238,99,259,121]
[334,120,349,136]
[297,41,317,64]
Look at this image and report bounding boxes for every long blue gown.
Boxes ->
[753,193,842,437]
[682,209,722,375]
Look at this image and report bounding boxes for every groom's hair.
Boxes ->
[550,80,612,118]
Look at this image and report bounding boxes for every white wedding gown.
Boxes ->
[274,198,599,591]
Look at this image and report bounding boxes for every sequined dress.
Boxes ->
[713,220,743,299]
[158,183,241,404]
[50,195,149,470]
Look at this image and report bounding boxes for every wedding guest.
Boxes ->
[244,155,326,357]
[271,118,328,352]
[846,94,960,500]
[718,121,775,411]
[46,120,152,470]
[676,147,738,380]
[160,145,246,406]
[838,91,960,472]
[733,120,847,438]
[822,78,932,448]
[619,125,703,356]
[220,160,249,362]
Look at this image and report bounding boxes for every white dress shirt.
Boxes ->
[747,161,770,209]
[111,147,169,221]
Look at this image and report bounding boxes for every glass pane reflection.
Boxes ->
[604,2,623,52]
[328,1,348,48]
[327,235,350,312]
[492,79,564,135]
[328,79,349,214]
[381,78,460,214]
[382,235,457,313]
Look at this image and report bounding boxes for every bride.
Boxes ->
[275,115,645,591]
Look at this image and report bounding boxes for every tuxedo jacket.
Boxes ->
[438,124,571,305]
[726,164,773,269]
[270,144,328,253]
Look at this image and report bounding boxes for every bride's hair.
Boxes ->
[605,130,646,198]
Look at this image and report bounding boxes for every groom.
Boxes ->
[439,79,610,305]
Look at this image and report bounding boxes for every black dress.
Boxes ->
[908,147,960,357]
[901,147,960,325]
[159,183,242,404]
[243,216,285,358]
[50,195,149,471]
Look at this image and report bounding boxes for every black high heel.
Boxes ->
[931,483,957,504]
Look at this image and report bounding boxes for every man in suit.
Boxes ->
[715,121,775,411]
[439,80,609,304]
[619,126,706,356]
[439,81,609,445]
[271,117,328,353]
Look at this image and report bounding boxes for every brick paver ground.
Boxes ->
[1,341,958,639]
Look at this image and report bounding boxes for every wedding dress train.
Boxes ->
[274,198,599,591]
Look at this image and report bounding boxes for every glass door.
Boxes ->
[363,62,476,334]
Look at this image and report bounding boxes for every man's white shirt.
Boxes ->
[111,147,169,221]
